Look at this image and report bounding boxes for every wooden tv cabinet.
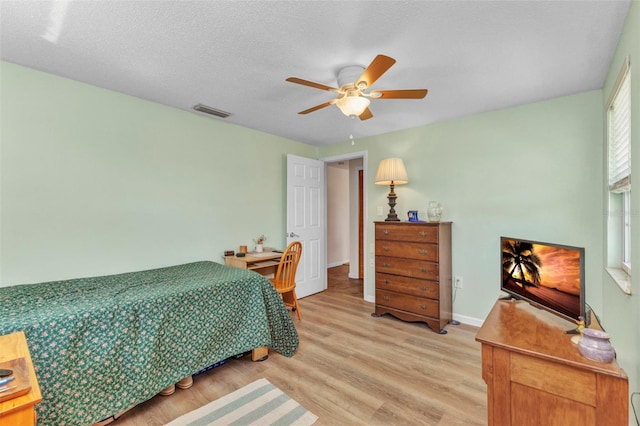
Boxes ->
[476,300,628,425]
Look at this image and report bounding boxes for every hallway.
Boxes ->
[326,263,363,299]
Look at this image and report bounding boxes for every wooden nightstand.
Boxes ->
[0,332,42,426]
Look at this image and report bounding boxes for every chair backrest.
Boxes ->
[272,241,302,292]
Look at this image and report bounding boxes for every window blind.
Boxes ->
[608,60,631,193]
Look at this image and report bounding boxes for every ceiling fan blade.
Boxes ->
[286,77,338,92]
[359,108,373,120]
[356,55,396,89]
[371,89,428,99]
[298,101,333,115]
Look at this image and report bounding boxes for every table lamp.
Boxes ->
[375,158,408,222]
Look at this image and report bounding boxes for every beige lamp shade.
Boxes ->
[375,158,409,185]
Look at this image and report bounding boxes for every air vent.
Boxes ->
[193,104,231,118]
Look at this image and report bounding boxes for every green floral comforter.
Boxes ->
[0,261,299,425]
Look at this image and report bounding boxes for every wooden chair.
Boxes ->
[270,241,303,320]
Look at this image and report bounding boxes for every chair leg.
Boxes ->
[292,290,302,320]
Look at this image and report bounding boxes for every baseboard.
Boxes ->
[327,260,349,268]
[452,313,484,327]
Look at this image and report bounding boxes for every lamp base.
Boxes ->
[385,184,400,222]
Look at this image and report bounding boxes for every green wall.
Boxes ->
[0,61,316,285]
[321,91,603,322]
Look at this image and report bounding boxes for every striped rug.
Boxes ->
[165,378,318,426]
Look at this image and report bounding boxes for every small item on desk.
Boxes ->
[0,376,14,386]
[224,250,235,256]
[0,369,12,377]
[239,245,248,254]
[253,234,266,253]
[236,252,246,257]
[0,385,17,393]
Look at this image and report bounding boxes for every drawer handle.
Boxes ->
[419,249,427,255]
[419,231,427,237]
[383,296,390,302]
[384,279,390,285]
[383,246,391,252]
[420,304,427,311]
[383,230,389,235]
[383,263,391,268]
[420,285,427,291]
[420,268,427,273]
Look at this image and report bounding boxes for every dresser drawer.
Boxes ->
[376,256,438,279]
[376,273,439,299]
[376,289,439,317]
[376,240,438,262]
[376,223,438,243]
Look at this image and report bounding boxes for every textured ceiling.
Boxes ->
[0,0,630,146]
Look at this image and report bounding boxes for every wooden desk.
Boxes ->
[225,251,283,361]
[476,300,628,426]
[225,252,282,276]
[0,332,42,426]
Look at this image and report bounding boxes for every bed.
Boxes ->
[0,261,299,425]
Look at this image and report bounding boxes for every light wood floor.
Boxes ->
[115,265,487,425]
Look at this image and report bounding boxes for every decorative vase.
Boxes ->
[427,201,442,222]
[255,244,263,253]
[577,328,615,363]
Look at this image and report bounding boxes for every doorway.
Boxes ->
[323,151,367,298]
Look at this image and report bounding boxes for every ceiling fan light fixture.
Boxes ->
[286,54,427,121]
[336,96,370,117]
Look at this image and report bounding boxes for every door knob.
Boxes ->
[288,232,300,238]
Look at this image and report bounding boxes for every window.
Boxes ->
[606,57,631,294]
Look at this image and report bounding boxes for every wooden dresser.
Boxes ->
[476,300,628,425]
[373,221,452,334]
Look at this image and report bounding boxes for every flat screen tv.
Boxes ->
[501,237,588,327]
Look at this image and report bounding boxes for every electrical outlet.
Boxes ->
[454,276,463,288]
[377,206,384,216]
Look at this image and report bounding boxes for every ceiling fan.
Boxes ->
[286,54,428,121]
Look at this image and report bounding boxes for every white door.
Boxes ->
[287,154,326,298]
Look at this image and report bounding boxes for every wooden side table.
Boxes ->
[0,331,42,426]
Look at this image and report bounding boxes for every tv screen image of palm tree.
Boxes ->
[502,239,580,319]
